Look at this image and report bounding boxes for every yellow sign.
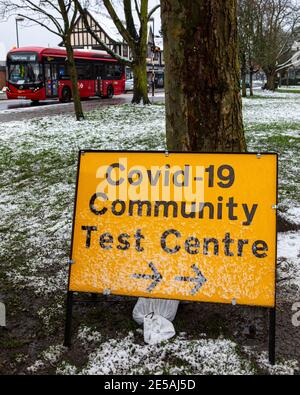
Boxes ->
[68,151,277,307]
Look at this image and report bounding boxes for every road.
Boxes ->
[0,92,165,123]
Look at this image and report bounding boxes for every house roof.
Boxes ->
[88,10,124,43]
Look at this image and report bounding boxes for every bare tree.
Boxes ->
[245,0,300,91]
[75,0,160,104]
[0,0,84,120]
[161,0,246,152]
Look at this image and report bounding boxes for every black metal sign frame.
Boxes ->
[64,150,278,366]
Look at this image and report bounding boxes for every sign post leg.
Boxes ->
[91,293,98,302]
[268,307,276,365]
[64,291,74,348]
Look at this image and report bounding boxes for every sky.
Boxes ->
[0,0,161,60]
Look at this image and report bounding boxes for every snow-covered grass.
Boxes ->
[0,92,300,375]
[277,86,300,94]
[277,232,300,290]
[243,92,300,222]
[55,332,266,375]
[0,105,166,298]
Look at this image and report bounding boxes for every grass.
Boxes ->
[243,93,300,220]
[277,89,300,94]
[245,124,300,214]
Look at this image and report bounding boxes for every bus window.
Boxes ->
[76,62,93,80]
[95,64,104,79]
[114,65,123,80]
[8,63,42,84]
[105,64,114,79]
[58,64,70,80]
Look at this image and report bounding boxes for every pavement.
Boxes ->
[0,92,165,123]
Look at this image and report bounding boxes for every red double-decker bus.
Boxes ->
[6,46,125,103]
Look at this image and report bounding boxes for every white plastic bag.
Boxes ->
[133,298,179,325]
[133,298,179,345]
[143,312,176,345]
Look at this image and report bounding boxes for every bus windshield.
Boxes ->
[8,62,43,84]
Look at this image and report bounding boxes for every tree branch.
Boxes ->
[134,0,141,20]
[124,0,138,41]
[139,0,148,46]
[16,12,63,37]
[23,0,64,34]
[103,0,135,45]
[148,4,160,21]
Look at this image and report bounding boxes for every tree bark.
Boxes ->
[132,0,150,104]
[249,67,254,96]
[131,37,151,105]
[241,52,247,98]
[65,37,84,120]
[57,0,84,121]
[132,57,151,104]
[161,0,246,152]
[265,70,277,91]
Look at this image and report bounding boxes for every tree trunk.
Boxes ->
[249,68,254,97]
[161,0,246,152]
[241,53,247,98]
[64,36,84,121]
[265,70,277,91]
[241,75,247,98]
[132,57,150,105]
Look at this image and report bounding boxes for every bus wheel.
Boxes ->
[106,85,114,99]
[31,99,39,105]
[60,87,72,103]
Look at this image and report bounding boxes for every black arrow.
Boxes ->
[175,264,207,295]
[132,262,163,293]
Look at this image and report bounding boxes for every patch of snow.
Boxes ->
[77,326,102,346]
[243,95,300,124]
[59,332,254,375]
[277,232,300,290]
[27,345,65,373]
[286,207,300,225]
[56,330,298,375]
[244,347,298,375]
[278,232,300,261]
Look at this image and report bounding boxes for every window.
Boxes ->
[8,62,42,84]
[105,64,114,79]
[92,62,124,80]
[76,62,93,80]
[114,65,123,80]
[123,45,128,58]
[102,64,123,80]
[58,64,70,80]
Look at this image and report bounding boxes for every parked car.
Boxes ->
[125,78,151,93]
[125,78,134,92]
